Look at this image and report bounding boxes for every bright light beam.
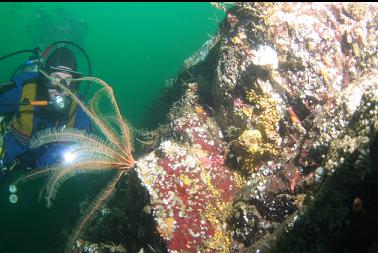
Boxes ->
[64,151,76,163]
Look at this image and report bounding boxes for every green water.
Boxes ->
[0,3,224,252]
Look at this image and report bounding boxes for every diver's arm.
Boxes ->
[0,82,16,93]
[73,102,92,131]
[0,71,40,114]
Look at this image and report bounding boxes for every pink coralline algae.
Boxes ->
[136,85,242,252]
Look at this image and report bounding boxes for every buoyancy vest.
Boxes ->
[6,72,78,145]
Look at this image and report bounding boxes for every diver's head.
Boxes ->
[42,47,80,117]
[44,47,78,74]
[42,46,82,87]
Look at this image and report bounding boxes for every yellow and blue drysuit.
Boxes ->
[0,70,91,183]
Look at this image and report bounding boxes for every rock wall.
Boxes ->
[81,3,378,253]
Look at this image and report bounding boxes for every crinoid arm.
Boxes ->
[39,69,135,165]
[39,69,126,154]
[13,167,56,186]
[59,74,132,156]
[89,86,134,153]
[44,158,124,208]
[76,77,133,153]
[26,126,129,208]
[30,127,125,161]
[65,171,124,253]
[31,72,137,251]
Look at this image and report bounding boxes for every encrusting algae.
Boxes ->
[237,89,282,172]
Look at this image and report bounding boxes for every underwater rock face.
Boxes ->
[137,2,377,252]
[136,84,242,252]
[72,239,126,253]
[71,2,378,253]
[205,2,377,252]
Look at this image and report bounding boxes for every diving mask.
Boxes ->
[49,65,82,78]
[48,69,73,89]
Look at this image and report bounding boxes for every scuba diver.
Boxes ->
[0,42,92,195]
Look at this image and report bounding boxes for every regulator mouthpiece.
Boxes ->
[54,95,66,109]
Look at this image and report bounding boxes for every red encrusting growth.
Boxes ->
[136,86,241,252]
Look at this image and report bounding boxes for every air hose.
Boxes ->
[0,48,40,62]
